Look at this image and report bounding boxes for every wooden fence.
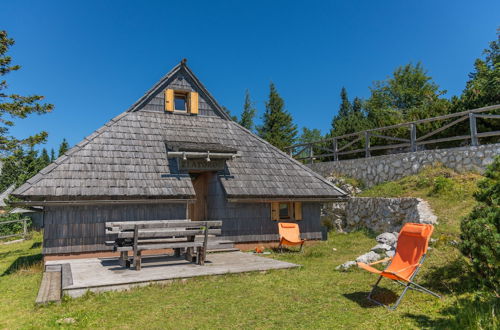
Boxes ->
[286,104,500,163]
[0,218,29,240]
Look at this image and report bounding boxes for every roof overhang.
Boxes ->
[12,198,195,207]
[226,196,349,203]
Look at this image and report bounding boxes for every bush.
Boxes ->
[459,156,500,294]
[429,176,456,196]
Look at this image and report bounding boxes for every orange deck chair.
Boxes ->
[277,222,305,252]
[357,223,440,310]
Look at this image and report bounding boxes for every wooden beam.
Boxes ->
[416,115,468,142]
[337,135,363,152]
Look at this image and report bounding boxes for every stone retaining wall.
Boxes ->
[309,143,500,187]
[322,197,437,233]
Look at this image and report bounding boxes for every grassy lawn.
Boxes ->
[0,166,496,329]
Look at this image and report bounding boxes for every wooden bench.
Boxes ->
[105,220,222,270]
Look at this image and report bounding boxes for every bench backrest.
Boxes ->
[105,220,222,240]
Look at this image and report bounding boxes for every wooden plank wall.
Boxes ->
[206,174,322,242]
[43,203,186,254]
[140,71,220,117]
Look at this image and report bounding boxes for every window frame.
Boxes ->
[278,202,292,220]
[173,92,189,112]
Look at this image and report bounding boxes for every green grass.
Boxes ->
[0,166,494,329]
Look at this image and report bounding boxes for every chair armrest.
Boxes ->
[368,257,392,265]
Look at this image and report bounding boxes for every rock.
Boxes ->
[376,232,397,246]
[386,250,395,258]
[371,243,392,253]
[356,251,381,264]
[56,318,76,325]
[336,260,356,270]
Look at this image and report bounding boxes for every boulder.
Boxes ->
[371,243,392,253]
[386,250,395,258]
[376,232,397,246]
[355,251,381,264]
[335,260,357,270]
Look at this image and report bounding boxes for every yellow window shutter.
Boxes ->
[294,202,302,220]
[164,89,174,112]
[189,91,199,114]
[271,202,280,221]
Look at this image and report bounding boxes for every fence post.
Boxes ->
[333,138,338,161]
[410,123,417,152]
[309,144,314,164]
[23,218,27,238]
[469,113,478,146]
[364,132,371,158]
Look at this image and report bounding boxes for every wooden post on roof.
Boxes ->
[410,123,417,152]
[364,132,371,158]
[333,138,338,161]
[469,113,479,146]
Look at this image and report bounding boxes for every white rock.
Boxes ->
[356,251,381,264]
[335,260,356,270]
[371,243,392,253]
[386,250,395,258]
[376,232,397,246]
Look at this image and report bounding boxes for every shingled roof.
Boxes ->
[12,62,346,202]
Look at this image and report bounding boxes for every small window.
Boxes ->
[279,202,291,219]
[174,93,187,111]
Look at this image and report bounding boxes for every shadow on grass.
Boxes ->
[419,257,476,295]
[343,287,398,308]
[404,295,498,329]
[270,247,303,254]
[30,242,42,249]
[1,253,42,276]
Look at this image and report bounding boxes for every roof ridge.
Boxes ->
[127,61,232,121]
[12,111,132,196]
[227,121,347,196]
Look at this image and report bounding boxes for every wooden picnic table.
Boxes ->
[105,220,222,270]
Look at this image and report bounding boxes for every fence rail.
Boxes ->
[0,218,29,240]
[286,104,500,163]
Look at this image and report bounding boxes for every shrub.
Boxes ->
[429,176,456,196]
[459,156,500,294]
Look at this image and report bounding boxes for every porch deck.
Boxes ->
[45,251,299,298]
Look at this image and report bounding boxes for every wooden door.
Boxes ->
[188,173,209,221]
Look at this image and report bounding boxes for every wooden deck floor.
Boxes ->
[45,252,299,298]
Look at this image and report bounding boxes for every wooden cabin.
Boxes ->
[12,61,346,255]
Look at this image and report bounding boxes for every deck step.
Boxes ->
[35,271,61,304]
[207,247,240,253]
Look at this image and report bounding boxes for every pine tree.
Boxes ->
[0,30,53,155]
[454,33,500,111]
[50,148,55,162]
[257,82,297,151]
[338,87,352,118]
[239,90,256,131]
[39,148,50,167]
[352,97,363,113]
[58,138,69,157]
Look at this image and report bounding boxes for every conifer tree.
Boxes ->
[258,82,297,151]
[338,87,352,118]
[239,90,256,131]
[0,31,53,155]
[58,138,69,157]
[50,148,55,162]
[221,106,238,121]
[39,148,50,167]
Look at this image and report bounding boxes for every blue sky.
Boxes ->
[1,1,499,152]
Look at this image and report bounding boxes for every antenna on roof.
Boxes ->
[181,58,187,66]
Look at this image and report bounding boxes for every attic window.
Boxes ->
[174,93,187,111]
[165,89,199,114]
